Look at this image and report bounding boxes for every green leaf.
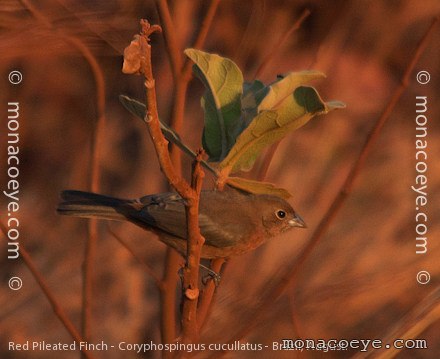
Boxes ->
[243,80,265,97]
[118,95,218,174]
[119,94,179,139]
[293,86,326,113]
[242,80,266,111]
[218,85,342,174]
[226,177,292,199]
[241,80,267,128]
[185,49,243,162]
[119,94,146,120]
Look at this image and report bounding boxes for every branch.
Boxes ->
[256,140,280,181]
[153,2,222,344]
[181,0,221,81]
[172,3,224,328]
[152,3,187,347]
[214,16,439,355]
[181,150,206,346]
[155,0,182,82]
[168,0,221,171]
[20,0,107,346]
[123,19,206,346]
[128,21,193,196]
[160,250,181,349]
[197,258,226,331]
[0,222,95,359]
[153,0,221,171]
[254,8,311,79]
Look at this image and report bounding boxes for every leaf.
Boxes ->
[219,85,343,174]
[119,95,188,153]
[122,35,143,75]
[326,100,347,110]
[185,49,243,162]
[241,80,267,128]
[118,95,218,174]
[119,94,146,119]
[119,94,180,135]
[242,80,266,111]
[239,71,326,141]
[293,86,326,113]
[257,70,325,112]
[226,177,292,199]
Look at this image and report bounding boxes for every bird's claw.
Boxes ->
[178,263,221,286]
[200,264,221,286]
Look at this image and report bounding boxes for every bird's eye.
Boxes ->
[276,210,286,219]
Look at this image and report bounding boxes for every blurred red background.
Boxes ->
[1,1,439,358]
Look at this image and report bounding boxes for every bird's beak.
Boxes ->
[288,213,307,228]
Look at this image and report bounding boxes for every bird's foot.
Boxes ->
[200,263,221,286]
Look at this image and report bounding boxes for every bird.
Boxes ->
[57,188,306,259]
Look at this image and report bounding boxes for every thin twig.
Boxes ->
[153,0,183,345]
[20,0,107,347]
[160,250,181,349]
[56,34,106,344]
[168,0,221,173]
[195,0,221,47]
[256,141,281,181]
[234,0,265,68]
[181,0,221,79]
[140,26,193,196]
[197,258,226,331]
[0,222,94,359]
[62,32,106,350]
[155,0,185,174]
[254,8,311,79]
[82,222,97,344]
[213,16,439,356]
[155,0,182,82]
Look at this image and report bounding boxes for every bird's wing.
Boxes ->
[130,193,187,238]
[199,213,240,248]
[132,193,240,248]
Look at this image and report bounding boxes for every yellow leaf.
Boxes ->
[219,86,342,174]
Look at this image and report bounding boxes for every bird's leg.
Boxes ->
[178,263,221,286]
[200,263,221,286]
[177,264,185,285]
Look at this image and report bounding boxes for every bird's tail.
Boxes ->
[57,190,134,221]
